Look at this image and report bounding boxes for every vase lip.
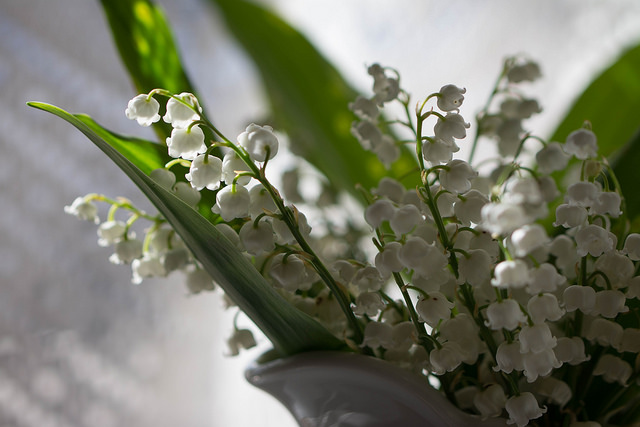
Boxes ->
[245,350,508,427]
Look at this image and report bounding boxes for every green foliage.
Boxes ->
[210,0,418,197]
[29,102,346,357]
[99,0,197,140]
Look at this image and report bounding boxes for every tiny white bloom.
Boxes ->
[149,168,176,190]
[439,159,477,194]
[505,392,546,427]
[554,204,588,228]
[172,182,201,207]
[226,328,257,356]
[163,92,201,128]
[593,354,632,385]
[564,128,598,160]
[270,253,309,292]
[527,293,564,324]
[222,151,252,186]
[485,299,526,331]
[585,318,623,349]
[166,125,206,160]
[364,199,396,228]
[526,263,566,294]
[238,123,279,162]
[593,290,628,318]
[351,266,384,292]
[519,323,557,354]
[434,113,470,143]
[437,84,466,112]
[214,185,250,221]
[473,384,506,419]
[563,285,596,314]
[429,341,463,375]
[186,154,222,191]
[97,220,126,247]
[622,233,640,260]
[575,224,616,257]
[415,291,454,327]
[510,224,549,257]
[185,268,215,293]
[492,260,530,289]
[348,96,379,120]
[506,60,542,83]
[64,197,99,223]
[239,219,275,255]
[351,120,383,150]
[494,341,524,373]
[131,254,165,284]
[109,238,143,264]
[125,94,161,126]
[536,142,570,174]
[361,321,393,349]
[522,348,561,382]
[390,204,422,236]
[353,292,385,317]
[554,337,589,365]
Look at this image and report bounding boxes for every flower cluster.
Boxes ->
[64,58,640,426]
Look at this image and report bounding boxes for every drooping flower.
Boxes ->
[186,154,223,191]
[474,384,507,419]
[163,92,201,128]
[575,224,616,257]
[506,60,542,83]
[238,123,279,162]
[166,125,206,160]
[434,113,470,142]
[415,291,454,327]
[214,185,251,221]
[505,392,546,427]
[439,159,477,194]
[437,84,466,111]
[64,197,99,223]
[226,328,257,356]
[564,128,598,160]
[485,299,527,331]
[96,220,126,247]
[593,354,632,385]
[125,94,160,126]
[109,238,143,264]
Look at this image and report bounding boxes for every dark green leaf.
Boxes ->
[550,43,640,157]
[29,101,345,356]
[610,127,640,231]
[210,0,418,196]
[99,0,197,139]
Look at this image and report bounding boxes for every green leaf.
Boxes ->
[73,114,219,222]
[610,127,640,231]
[29,101,345,356]
[210,0,418,195]
[99,0,196,139]
[550,43,640,157]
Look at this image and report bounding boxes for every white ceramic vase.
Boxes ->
[246,351,508,427]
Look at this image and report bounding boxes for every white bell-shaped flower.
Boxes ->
[435,188,457,217]
[566,181,599,207]
[97,220,126,247]
[166,125,206,160]
[593,354,632,385]
[592,191,621,218]
[351,120,383,151]
[163,92,201,128]
[585,318,623,349]
[473,384,507,419]
[538,176,561,202]
[364,198,396,228]
[506,60,542,83]
[494,341,524,373]
[368,63,400,104]
[526,263,566,294]
[439,314,481,364]
[522,348,562,382]
[434,113,470,143]
[373,177,405,203]
[535,142,570,174]
[564,128,598,160]
[454,190,489,226]
[161,247,190,273]
[554,336,589,365]
[390,204,422,236]
[399,236,448,278]
[390,322,417,352]
[131,254,165,284]
[185,268,215,293]
[554,204,588,228]
[222,151,252,186]
[272,210,311,245]
[64,197,99,223]
[622,233,640,260]
[372,134,400,168]
[534,377,571,407]
[439,159,477,194]
[458,249,492,287]
[185,154,222,190]
[549,235,579,275]
[527,294,564,323]
[239,219,275,255]
[150,168,176,190]
[481,203,528,235]
[214,185,250,221]
[226,328,257,356]
[437,84,466,111]
[374,241,404,279]
[353,292,385,317]
[429,341,463,375]
[352,266,384,292]
[519,323,557,354]
[502,176,543,206]
[505,392,546,427]
[331,260,357,284]
[563,285,596,314]
[173,182,201,207]
[620,328,640,353]
[492,260,530,289]
[593,290,628,318]
[510,224,549,257]
[422,138,459,165]
[415,291,454,327]
[485,299,527,331]
[238,123,279,162]
[125,94,160,126]
[627,276,640,299]
[348,96,380,121]
[248,185,277,218]
[270,253,309,292]
[575,224,616,257]
[496,118,524,157]
[109,238,143,264]
[361,320,393,349]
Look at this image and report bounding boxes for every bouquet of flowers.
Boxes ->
[28,1,640,426]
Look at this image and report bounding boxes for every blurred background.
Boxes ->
[2,0,640,425]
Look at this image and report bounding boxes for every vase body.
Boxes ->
[246,351,507,427]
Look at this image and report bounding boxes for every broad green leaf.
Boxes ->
[550,42,640,157]
[610,127,640,231]
[99,0,196,139]
[73,115,219,222]
[210,0,418,195]
[29,101,345,356]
